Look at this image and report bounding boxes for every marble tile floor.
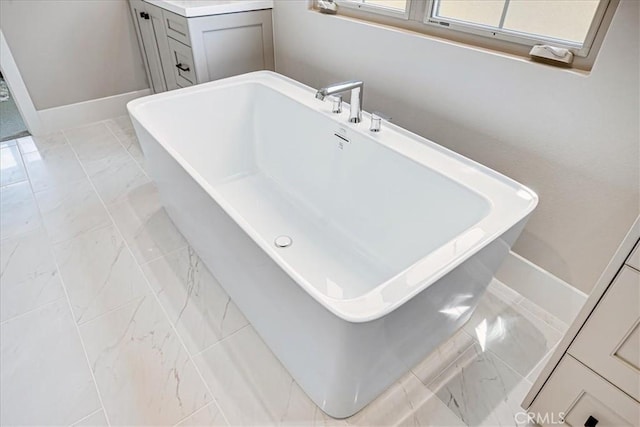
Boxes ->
[0,117,569,426]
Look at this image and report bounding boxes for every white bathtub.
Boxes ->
[128,71,538,418]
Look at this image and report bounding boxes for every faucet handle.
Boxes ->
[370,111,391,132]
[329,95,342,114]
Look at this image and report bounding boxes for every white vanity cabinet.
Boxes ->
[129,0,170,93]
[524,219,640,427]
[128,0,274,93]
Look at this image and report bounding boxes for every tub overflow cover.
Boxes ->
[275,235,292,248]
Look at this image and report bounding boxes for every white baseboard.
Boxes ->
[496,251,587,325]
[35,89,151,135]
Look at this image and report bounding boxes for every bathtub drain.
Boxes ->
[274,235,292,248]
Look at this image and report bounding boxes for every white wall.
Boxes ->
[272,0,639,293]
[0,0,148,110]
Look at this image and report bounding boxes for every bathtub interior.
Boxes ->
[135,82,492,300]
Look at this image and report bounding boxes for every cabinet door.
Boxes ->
[167,38,196,88]
[529,355,640,427]
[128,0,167,93]
[569,266,640,401]
[188,9,275,84]
[146,3,175,92]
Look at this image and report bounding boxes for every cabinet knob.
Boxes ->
[584,415,599,427]
[139,12,150,20]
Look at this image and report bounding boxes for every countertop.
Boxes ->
[144,0,273,17]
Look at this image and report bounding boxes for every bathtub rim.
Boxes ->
[128,70,538,323]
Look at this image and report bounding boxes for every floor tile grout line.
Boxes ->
[39,214,116,247]
[488,280,526,305]
[460,307,554,387]
[62,122,232,427]
[138,241,191,266]
[102,119,149,180]
[75,294,148,328]
[0,178,29,189]
[191,323,252,358]
[0,143,28,188]
[486,283,567,336]
[69,407,104,427]
[469,336,534,388]
[418,325,532,396]
[170,400,219,427]
[0,296,67,326]
[400,371,465,425]
[132,242,249,354]
[409,329,476,388]
[18,131,113,427]
[514,298,568,334]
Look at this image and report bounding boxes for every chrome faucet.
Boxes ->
[315,80,364,123]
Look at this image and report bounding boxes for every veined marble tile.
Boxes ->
[22,144,86,192]
[109,182,187,263]
[428,343,531,427]
[105,116,136,141]
[64,123,131,175]
[105,116,146,166]
[396,392,467,427]
[1,228,65,322]
[175,403,227,426]
[1,181,42,240]
[126,138,146,170]
[53,224,149,324]
[88,152,149,205]
[411,328,475,387]
[348,372,461,427]
[1,299,101,426]
[71,409,108,427]
[1,145,28,187]
[64,122,119,149]
[17,133,67,154]
[143,246,247,355]
[195,325,337,426]
[80,296,210,426]
[462,291,562,378]
[35,177,111,244]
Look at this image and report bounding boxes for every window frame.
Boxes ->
[334,0,411,20]
[326,0,619,70]
[423,0,611,58]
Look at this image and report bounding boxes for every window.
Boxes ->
[427,0,605,56]
[330,0,617,69]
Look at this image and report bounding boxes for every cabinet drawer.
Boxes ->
[167,38,196,87]
[570,266,640,401]
[530,356,640,427]
[627,241,640,271]
[162,9,191,46]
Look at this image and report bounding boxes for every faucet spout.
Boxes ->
[316,80,364,123]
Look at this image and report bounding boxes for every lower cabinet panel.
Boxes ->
[529,356,639,427]
[569,266,640,401]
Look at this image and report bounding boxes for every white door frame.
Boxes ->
[0,30,42,135]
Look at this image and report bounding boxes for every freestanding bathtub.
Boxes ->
[128,71,538,418]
